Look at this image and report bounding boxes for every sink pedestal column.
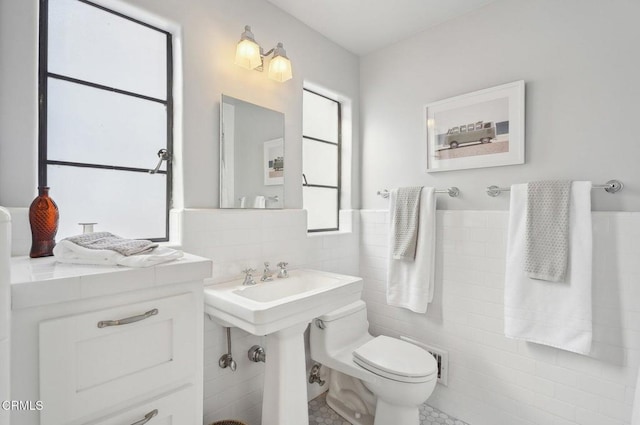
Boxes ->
[262,322,309,425]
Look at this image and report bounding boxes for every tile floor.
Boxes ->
[308,393,471,425]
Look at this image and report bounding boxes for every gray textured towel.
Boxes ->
[525,180,572,282]
[66,232,158,256]
[392,187,423,260]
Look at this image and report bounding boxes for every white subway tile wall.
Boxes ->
[181,209,359,425]
[182,208,639,424]
[360,210,640,425]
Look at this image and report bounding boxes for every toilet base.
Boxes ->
[373,398,419,425]
[324,369,375,425]
[326,392,374,425]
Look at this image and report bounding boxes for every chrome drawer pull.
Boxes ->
[130,409,158,425]
[97,308,159,328]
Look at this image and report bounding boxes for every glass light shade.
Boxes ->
[235,39,262,70]
[268,55,292,82]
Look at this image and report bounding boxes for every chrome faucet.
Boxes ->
[242,268,256,286]
[261,262,274,282]
[277,262,289,278]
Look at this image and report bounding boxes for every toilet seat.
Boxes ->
[353,335,438,383]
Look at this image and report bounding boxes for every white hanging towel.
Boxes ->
[505,182,593,354]
[386,187,436,313]
[632,366,640,425]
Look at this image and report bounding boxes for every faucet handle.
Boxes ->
[242,268,256,286]
[276,262,289,278]
[260,262,274,282]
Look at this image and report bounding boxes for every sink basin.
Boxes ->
[205,269,364,425]
[204,268,363,335]
[234,272,342,302]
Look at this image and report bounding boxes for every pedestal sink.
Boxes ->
[204,269,363,425]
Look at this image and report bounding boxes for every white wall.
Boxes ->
[360,0,640,212]
[0,1,361,423]
[360,210,639,425]
[0,0,361,210]
[359,2,640,423]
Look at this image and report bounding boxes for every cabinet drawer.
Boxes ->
[40,293,197,425]
[88,385,197,425]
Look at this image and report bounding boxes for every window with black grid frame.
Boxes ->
[39,0,173,241]
[302,89,341,232]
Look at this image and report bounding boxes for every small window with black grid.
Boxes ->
[302,89,341,232]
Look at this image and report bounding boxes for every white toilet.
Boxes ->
[310,300,438,425]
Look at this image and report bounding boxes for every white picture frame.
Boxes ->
[426,80,525,172]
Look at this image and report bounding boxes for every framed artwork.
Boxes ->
[426,80,525,172]
[264,138,284,185]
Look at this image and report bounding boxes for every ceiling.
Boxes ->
[265,0,497,56]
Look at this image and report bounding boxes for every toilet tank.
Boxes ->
[0,207,11,425]
[310,300,371,360]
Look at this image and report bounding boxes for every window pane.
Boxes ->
[303,187,338,230]
[47,78,167,170]
[303,91,338,143]
[48,0,167,99]
[48,165,166,240]
[303,138,337,186]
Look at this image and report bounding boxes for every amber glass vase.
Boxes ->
[29,186,59,258]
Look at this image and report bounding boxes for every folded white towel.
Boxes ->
[117,246,184,267]
[65,232,157,256]
[254,196,266,208]
[505,182,592,354]
[386,187,436,313]
[53,240,183,268]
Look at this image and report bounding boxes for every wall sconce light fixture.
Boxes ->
[234,25,293,82]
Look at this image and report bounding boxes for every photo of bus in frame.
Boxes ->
[437,121,496,150]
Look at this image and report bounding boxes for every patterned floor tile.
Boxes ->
[308,393,470,425]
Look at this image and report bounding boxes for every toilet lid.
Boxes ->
[353,336,437,383]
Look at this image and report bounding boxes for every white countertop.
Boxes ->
[11,253,212,310]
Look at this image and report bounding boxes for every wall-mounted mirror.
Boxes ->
[220,95,284,208]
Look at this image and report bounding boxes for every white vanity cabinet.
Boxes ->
[10,254,212,425]
[88,384,197,425]
[39,293,197,425]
